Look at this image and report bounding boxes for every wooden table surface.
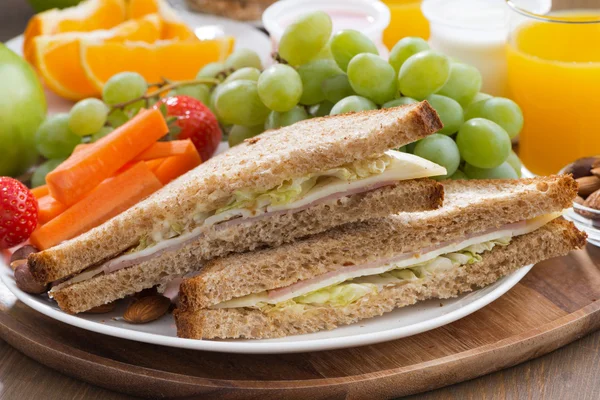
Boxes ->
[1,1,600,399]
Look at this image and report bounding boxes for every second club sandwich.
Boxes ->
[175,176,586,339]
[29,102,447,313]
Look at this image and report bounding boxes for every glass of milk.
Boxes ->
[421,0,511,97]
[421,0,551,96]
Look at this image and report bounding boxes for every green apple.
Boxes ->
[0,44,47,177]
[27,0,83,12]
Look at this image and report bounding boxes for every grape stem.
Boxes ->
[109,77,219,111]
[271,52,288,65]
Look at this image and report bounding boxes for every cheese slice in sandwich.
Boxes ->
[175,175,586,340]
[35,102,447,314]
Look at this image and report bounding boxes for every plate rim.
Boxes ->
[0,262,533,354]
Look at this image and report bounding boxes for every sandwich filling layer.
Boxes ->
[211,212,562,311]
[51,151,446,291]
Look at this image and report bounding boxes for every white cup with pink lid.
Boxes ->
[262,0,391,58]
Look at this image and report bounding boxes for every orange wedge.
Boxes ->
[34,14,162,100]
[128,0,197,41]
[23,0,127,64]
[80,37,235,91]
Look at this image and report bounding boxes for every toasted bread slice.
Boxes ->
[175,218,586,339]
[30,102,442,284]
[49,180,443,313]
[179,175,578,311]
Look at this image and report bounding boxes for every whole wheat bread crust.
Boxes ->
[29,102,442,283]
[179,175,578,311]
[175,219,586,339]
[50,180,443,313]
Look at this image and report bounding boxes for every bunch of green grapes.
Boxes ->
[215,10,525,179]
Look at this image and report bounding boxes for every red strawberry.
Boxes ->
[0,177,38,250]
[156,95,222,162]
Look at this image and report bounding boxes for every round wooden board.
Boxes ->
[1,245,599,399]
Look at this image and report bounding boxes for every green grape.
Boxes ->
[396,145,407,153]
[223,67,261,83]
[197,62,225,79]
[330,95,377,115]
[102,72,147,106]
[389,36,430,73]
[330,29,378,71]
[464,162,518,179]
[315,43,334,61]
[312,101,334,117]
[322,74,355,104]
[34,114,81,159]
[398,50,451,100]
[382,97,418,108]
[413,133,460,179]
[224,48,262,70]
[298,59,343,105]
[209,84,223,117]
[469,92,492,105]
[228,124,264,147]
[406,141,418,154]
[68,98,109,136]
[124,100,145,118]
[31,158,65,188]
[464,97,524,139]
[265,106,308,130]
[214,80,270,126]
[170,84,211,105]
[257,64,303,112]
[91,126,114,142]
[279,11,332,66]
[456,118,511,169]
[347,53,397,104]
[425,94,464,135]
[106,109,129,128]
[506,150,522,177]
[436,63,482,107]
[464,99,486,119]
[449,169,468,180]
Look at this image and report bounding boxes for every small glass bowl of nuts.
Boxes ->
[560,156,600,247]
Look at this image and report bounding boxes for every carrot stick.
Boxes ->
[75,140,193,162]
[37,195,68,225]
[152,140,201,185]
[71,143,88,156]
[30,162,162,250]
[132,141,195,161]
[46,108,168,206]
[145,158,165,172]
[31,185,49,199]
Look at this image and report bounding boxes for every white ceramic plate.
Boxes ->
[2,6,532,353]
[0,262,533,354]
[4,6,270,115]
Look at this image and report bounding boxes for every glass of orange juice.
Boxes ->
[382,0,429,49]
[506,0,600,175]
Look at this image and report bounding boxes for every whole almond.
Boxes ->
[14,263,48,294]
[10,259,27,271]
[591,168,600,178]
[576,176,600,197]
[563,157,598,179]
[583,190,600,220]
[123,295,170,324]
[10,245,38,264]
[85,302,117,314]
